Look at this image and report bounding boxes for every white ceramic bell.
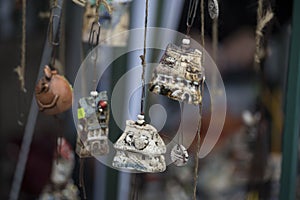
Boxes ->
[113,115,166,172]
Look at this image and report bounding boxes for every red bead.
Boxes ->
[99,100,107,108]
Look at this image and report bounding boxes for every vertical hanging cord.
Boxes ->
[179,103,185,145]
[14,0,27,92]
[131,2,149,200]
[93,0,101,90]
[193,0,205,199]
[200,0,205,47]
[20,0,26,91]
[211,11,218,96]
[212,18,218,61]
[254,0,263,71]
[140,0,149,114]
[79,158,87,199]
[92,38,98,90]
[58,2,66,72]
[254,0,273,71]
[193,82,204,200]
[15,0,27,126]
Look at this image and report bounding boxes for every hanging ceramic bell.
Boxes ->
[113,114,166,172]
[149,38,205,105]
[35,65,73,115]
[170,144,189,166]
[39,137,79,200]
[76,90,110,157]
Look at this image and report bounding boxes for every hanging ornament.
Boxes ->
[76,3,111,196]
[76,0,111,157]
[113,114,166,172]
[35,3,73,115]
[113,0,166,172]
[171,103,189,167]
[35,65,73,115]
[76,91,110,157]
[149,38,205,105]
[170,144,189,166]
[208,0,219,20]
[39,137,80,200]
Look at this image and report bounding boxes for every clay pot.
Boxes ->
[35,65,73,115]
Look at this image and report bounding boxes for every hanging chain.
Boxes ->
[186,0,199,36]
[139,0,149,114]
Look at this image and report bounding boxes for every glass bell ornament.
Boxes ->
[149,38,205,105]
[208,0,219,19]
[35,65,73,115]
[113,114,166,172]
[170,144,189,166]
[76,90,110,157]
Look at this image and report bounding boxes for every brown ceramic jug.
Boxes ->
[35,65,73,115]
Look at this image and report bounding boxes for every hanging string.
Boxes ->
[14,0,27,92]
[211,1,218,97]
[130,174,139,200]
[89,0,102,90]
[79,158,87,199]
[58,2,66,73]
[186,0,199,36]
[193,80,205,200]
[193,0,205,199]
[179,103,185,145]
[200,0,205,47]
[15,0,27,126]
[212,18,218,63]
[139,0,149,114]
[88,0,112,89]
[129,1,149,199]
[254,0,273,71]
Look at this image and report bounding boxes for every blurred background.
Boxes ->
[0,0,298,199]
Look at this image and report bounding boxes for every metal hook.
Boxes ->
[88,21,101,49]
[47,14,60,46]
[47,4,62,46]
[186,0,199,30]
